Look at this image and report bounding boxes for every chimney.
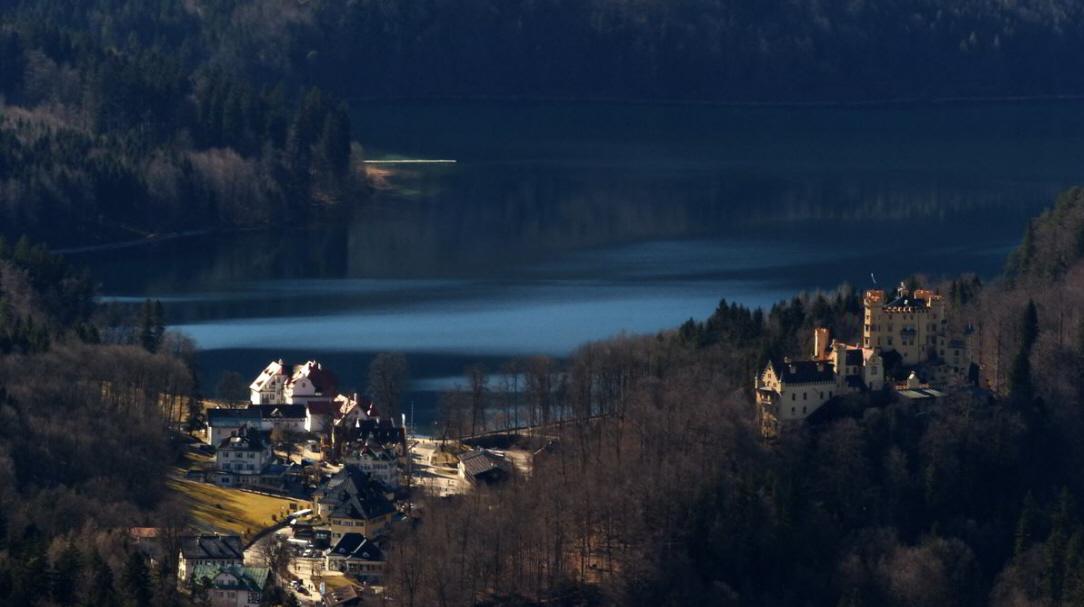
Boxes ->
[814,327,830,360]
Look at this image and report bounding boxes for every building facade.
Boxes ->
[178,535,243,582]
[189,563,269,607]
[249,360,338,406]
[863,285,948,365]
[755,282,972,436]
[213,425,273,486]
[312,466,395,540]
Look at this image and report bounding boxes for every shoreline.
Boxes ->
[344,92,1084,110]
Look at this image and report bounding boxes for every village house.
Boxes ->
[307,394,377,434]
[206,408,262,446]
[755,282,974,436]
[178,535,243,582]
[190,563,270,607]
[249,360,338,406]
[204,405,307,445]
[458,449,514,486]
[332,417,407,463]
[325,533,384,581]
[213,425,274,487]
[305,400,341,434]
[249,404,307,433]
[342,442,401,488]
[312,465,396,540]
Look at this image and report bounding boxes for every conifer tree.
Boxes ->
[86,550,118,607]
[52,542,83,607]
[120,550,152,607]
[1014,491,1039,557]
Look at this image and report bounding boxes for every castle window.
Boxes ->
[791,393,795,401]
[803,392,807,400]
[802,406,807,414]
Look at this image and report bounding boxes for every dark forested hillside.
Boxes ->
[0,239,199,607]
[4,0,1084,244]
[12,0,1084,104]
[0,3,364,247]
[392,186,1084,607]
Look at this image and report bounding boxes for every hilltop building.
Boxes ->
[755,282,973,436]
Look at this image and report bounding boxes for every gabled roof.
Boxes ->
[351,442,396,462]
[248,404,307,420]
[328,533,383,562]
[350,418,406,446]
[180,535,243,560]
[771,360,835,384]
[207,408,261,427]
[459,449,513,480]
[250,360,288,392]
[218,425,267,451]
[190,563,269,592]
[288,361,338,394]
[323,585,362,607]
[314,465,395,521]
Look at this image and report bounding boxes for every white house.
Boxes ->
[249,360,338,406]
[206,409,262,446]
[325,533,384,581]
[178,535,243,582]
[342,442,400,488]
[214,425,273,487]
[249,405,307,433]
[249,360,290,405]
[305,400,339,434]
[189,563,269,607]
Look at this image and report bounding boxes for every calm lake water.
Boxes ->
[74,101,1084,431]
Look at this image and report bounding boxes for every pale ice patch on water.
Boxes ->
[246,278,461,294]
[174,280,791,355]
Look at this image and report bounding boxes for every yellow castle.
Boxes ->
[755,282,972,436]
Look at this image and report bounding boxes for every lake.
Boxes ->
[73,101,1084,432]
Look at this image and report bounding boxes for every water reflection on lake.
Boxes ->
[75,101,1084,430]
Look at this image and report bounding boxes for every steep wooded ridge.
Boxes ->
[3,0,1084,245]
[0,0,363,248]
[391,186,1084,607]
[11,0,1084,103]
[0,236,200,607]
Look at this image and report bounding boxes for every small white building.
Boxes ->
[178,535,243,583]
[325,533,384,581]
[342,442,400,488]
[213,425,273,486]
[249,404,307,433]
[206,409,262,446]
[249,360,290,405]
[189,563,269,607]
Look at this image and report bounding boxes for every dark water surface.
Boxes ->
[73,101,1084,431]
